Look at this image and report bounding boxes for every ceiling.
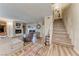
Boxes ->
[0,3,52,23]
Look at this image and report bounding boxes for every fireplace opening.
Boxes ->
[0,21,6,36]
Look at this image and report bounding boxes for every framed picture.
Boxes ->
[36,24,41,29]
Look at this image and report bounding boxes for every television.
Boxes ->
[29,30,35,33]
[15,29,22,34]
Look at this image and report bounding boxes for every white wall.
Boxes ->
[26,21,44,37]
[44,16,53,45]
[63,4,79,50]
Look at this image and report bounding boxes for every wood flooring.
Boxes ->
[11,19,79,56]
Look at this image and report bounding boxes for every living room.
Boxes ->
[0,3,53,55]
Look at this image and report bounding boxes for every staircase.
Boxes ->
[37,19,79,56]
[52,19,74,48]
